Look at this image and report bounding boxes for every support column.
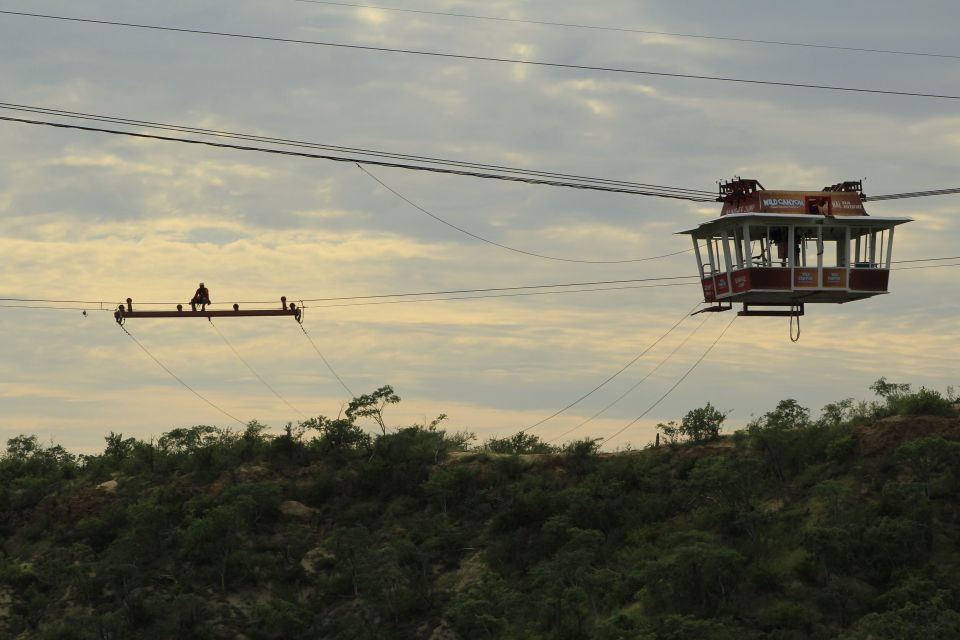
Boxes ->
[885,227,895,269]
[693,237,705,277]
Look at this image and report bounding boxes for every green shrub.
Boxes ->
[890,388,953,417]
[483,432,554,455]
[826,435,856,462]
[760,601,814,632]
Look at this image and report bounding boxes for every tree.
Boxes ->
[423,466,474,514]
[870,377,912,402]
[847,601,960,640]
[896,437,960,495]
[657,404,727,444]
[157,426,221,454]
[5,435,40,459]
[103,432,136,463]
[687,457,764,540]
[445,573,518,640]
[746,399,813,483]
[760,399,811,430]
[680,403,727,442]
[638,533,745,616]
[802,526,855,578]
[330,526,374,598]
[819,398,855,427]
[657,421,682,445]
[303,415,370,455]
[346,385,401,434]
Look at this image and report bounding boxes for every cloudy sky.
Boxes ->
[1,0,958,452]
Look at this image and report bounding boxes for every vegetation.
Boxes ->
[0,381,958,639]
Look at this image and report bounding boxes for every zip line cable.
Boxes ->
[1,259,958,311]
[294,0,960,61]
[8,101,960,202]
[0,275,700,308]
[6,261,957,315]
[4,108,960,203]
[519,301,702,433]
[0,115,716,201]
[0,283,699,316]
[603,313,738,447]
[0,304,107,312]
[2,10,959,100]
[891,255,960,264]
[867,187,960,201]
[297,322,356,398]
[303,282,698,309]
[118,324,246,425]
[895,262,960,271]
[357,162,694,264]
[13,99,953,203]
[0,277,700,309]
[546,313,712,444]
[300,275,699,302]
[0,103,714,198]
[208,318,309,419]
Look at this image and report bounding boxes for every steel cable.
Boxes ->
[208,318,309,419]
[118,324,246,425]
[603,313,737,447]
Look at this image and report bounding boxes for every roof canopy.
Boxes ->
[676,213,913,237]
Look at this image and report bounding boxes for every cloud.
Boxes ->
[355,7,389,26]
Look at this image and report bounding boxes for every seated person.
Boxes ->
[191,282,211,311]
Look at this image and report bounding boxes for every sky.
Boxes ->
[1,0,958,453]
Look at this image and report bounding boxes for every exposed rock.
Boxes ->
[760,497,785,513]
[279,500,317,520]
[429,621,460,640]
[453,552,487,592]
[300,547,335,574]
[0,586,11,620]
[234,464,271,482]
[207,472,232,497]
[97,479,118,493]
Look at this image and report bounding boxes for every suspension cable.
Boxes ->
[0,102,714,198]
[546,313,711,443]
[356,162,694,264]
[0,114,715,201]
[208,318,309,419]
[519,301,702,433]
[118,323,245,425]
[603,313,737,447]
[297,323,356,398]
[2,10,958,100]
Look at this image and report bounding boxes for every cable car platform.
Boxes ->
[677,178,911,312]
[115,297,302,324]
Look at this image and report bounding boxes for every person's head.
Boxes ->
[200,282,205,287]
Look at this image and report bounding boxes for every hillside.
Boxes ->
[2,384,960,639]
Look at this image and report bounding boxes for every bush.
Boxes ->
[890,388,953,417]
[760,601,814,632]
[483,432,554,455]
[562,438,602,458]
[826,435,856,462]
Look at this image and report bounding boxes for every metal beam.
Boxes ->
[119,309,298,318]
[114,297,301,324]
